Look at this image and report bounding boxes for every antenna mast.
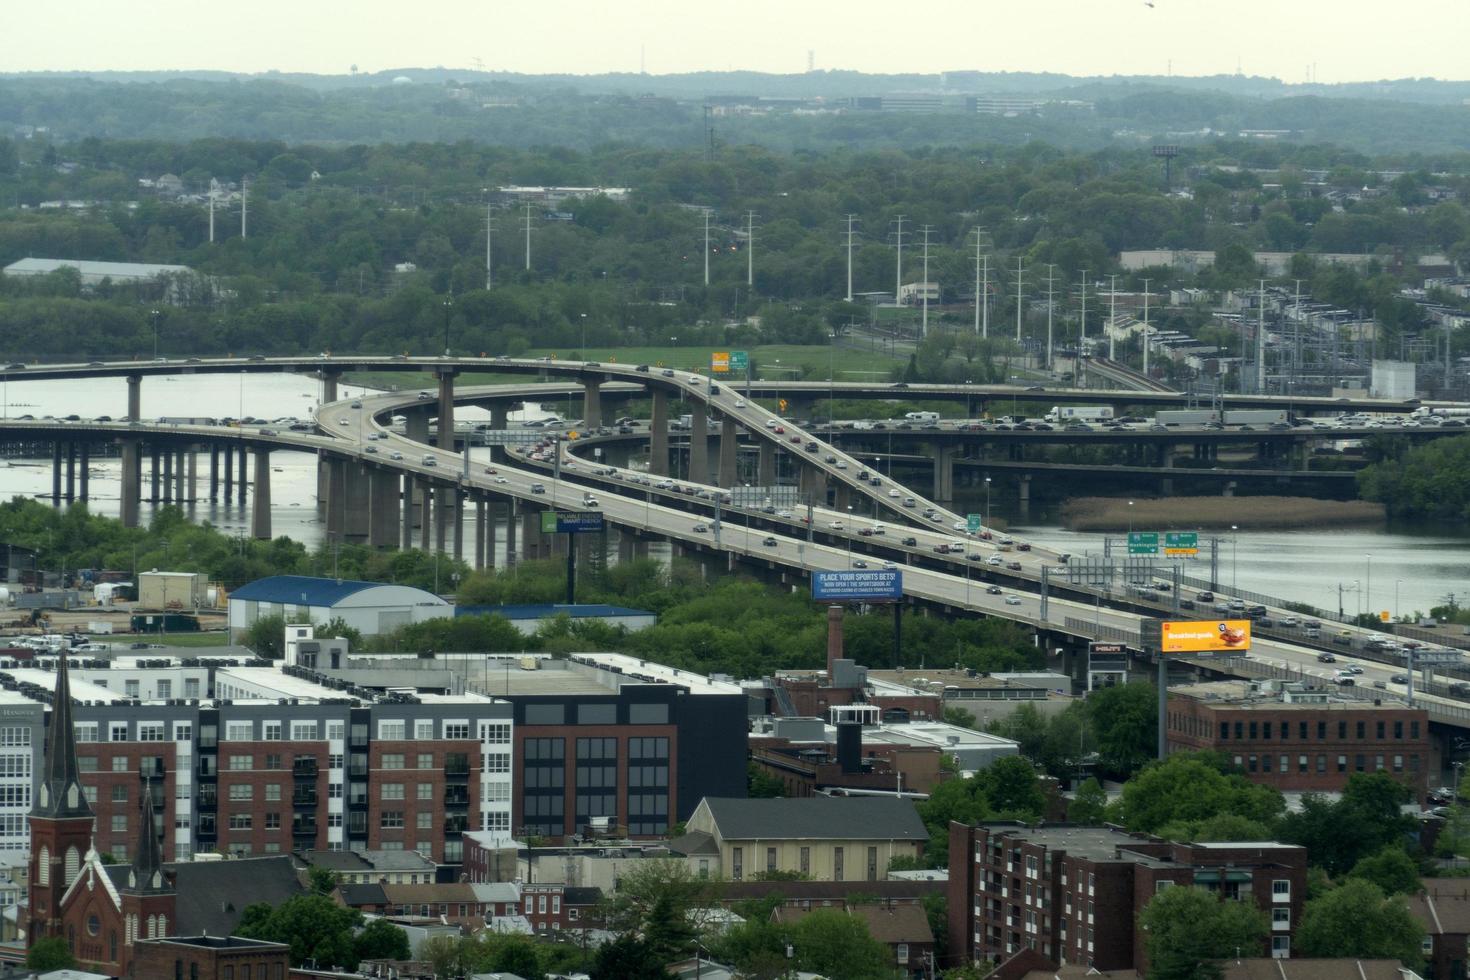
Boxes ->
[523,203,534,271]
[1014,256,1025,342]
[972,229,990,338]
[844,215,858,302]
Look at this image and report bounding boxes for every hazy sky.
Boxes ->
[6,0,1466,84]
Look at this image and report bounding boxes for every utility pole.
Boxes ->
[240,177,248,239]
[919,225,934,338]
[485,201,495,290]
[1107,273,1118,359]
[208,189,215,244]
[523,203,534,271]
[705,205,717,285]
[745,210,756,287]
[844,214,858,302]
[1044,264,1058,371]
[1257,278,1268,393]
[1141,278,1153,378]
[1014,256,1025,342]
[972,229,990,338]
[1292,277,1305,389]
[893,215,907,304]
[1078,270,1088,379]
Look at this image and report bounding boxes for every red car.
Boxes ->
[774,425,785,434]
[789,434,802,443]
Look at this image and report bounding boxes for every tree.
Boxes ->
[642,894,697,964]
[1347,843,1423,896]
[747,761,786,798]
[1279,773,1417,875]
[1297,878,1425,969]
[600,859,724,938]
[1138,887,1268,980]
[420,934,471,980]
[1085,682,1157,775]
[1068,777,1108,825]
[353,918,410,962]
[790,908,892,980]
[591,934,671,980]
[26,936,75,971]
[235,893,363,968]
[1117,752,1284,835]
[308,865,339,895]
[242,613,291,659]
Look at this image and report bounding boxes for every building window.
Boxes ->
[1272,880,1290,902]
[834,847,844,881]
[417,753,434,769]
[800,847,810,876]
[291,722,318,740]
[112,784,128,803]
[1272,936,1290,959]
[382,783,405,801]
[766,847,777,873]
[228,755,253,771]
[733,847,743,881]
[264,784,281,802]
[481,723,511,744]
[379,721,406,740]
[415,721,434,740]
[417,812,432,830]
[265,813,281,830]
[111,814,127,833]
[227,785,254,801]
[485,752,510,773]
[445,723,470,740]
[1272,907,1290,930]
[225,722,253,741]
[380,812,404,829]
[417,783,433,801]
[228,814,252,830]
[381,753,405,769]
[868,846,878,881]
[138,723,165,742]
[112,756,129,772]
[263,722,283,741]
[264,753,282,770]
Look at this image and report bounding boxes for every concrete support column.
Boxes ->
[419,481,433,551]
[583,380,602,430]
[504,499,518,564]
[315,450,329,517]
[186,449,197,506]
[834,481,851,512]
[717,417,739,488]
[407,411,430,446]
[126,375,142,422]
[236,446,247,504]
[690,410,709,484]
[758,441,776,488]
[368,469,401,549]
[434,485,450,553]
[321,371,340,406]
[436,370,458,452]
[521,508,542,560]
[343,462,371,543]
[251,448,272,539]
[618,533,635,565]
[451,490,464,560]
[649,390,670,476]
[64,444,75,503]
[325,456,347,542]
[79,444,89,502]
[490,406,509,462]
[933,446,955,503]
[120,441,141,527]
[474,498,487,570]
[50,443,61,505]
[1019,474,1032,520]
[222,445,233,502]
[174,449,186,502]
[485,501,499,570]
[161,451,174,504]
[400,474,416,551]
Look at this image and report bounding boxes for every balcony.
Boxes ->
[292,819,318,837]
[196,787,217,809]
[293,758,318,778]
[292,790,319,807]
[348,763,368,778]
[443,816,468,835]
[347,796,368,810]
[443,787,470,807]
[444,757,471,779]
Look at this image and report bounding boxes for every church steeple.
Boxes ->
[125,772,167,894]
[34,654,91,819]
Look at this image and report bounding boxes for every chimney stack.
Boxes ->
[826,605,844,678]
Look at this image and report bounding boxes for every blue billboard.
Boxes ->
[812,569,903,602]
[540,511,606,534]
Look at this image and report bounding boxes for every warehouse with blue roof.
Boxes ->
[227,575,453,641]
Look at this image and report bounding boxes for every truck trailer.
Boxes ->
[1044,406,1115,423]
[1223,409,1289,426]
[1154,410,1220,426]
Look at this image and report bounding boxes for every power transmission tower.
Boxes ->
[745,211,757,287]
[523,203,534,271]
[892,215,907,304]
[1015,256,1025,342]
[1078,270,1088,385]
[1044,264,1059,371]
[919,225,934,338]
[843,214,858,302]
[971,228,990,338]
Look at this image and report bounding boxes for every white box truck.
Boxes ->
[1045,406,1114,423]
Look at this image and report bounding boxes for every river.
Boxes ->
[0,374,1465,612]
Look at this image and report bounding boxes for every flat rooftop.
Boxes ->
[1171,680,1417,711]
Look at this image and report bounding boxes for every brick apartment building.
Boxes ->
[131,935,290,980]
[0,648,745,885]
[946,822,1308,972]
[1165,681,1432,797]
[1409,877,1470,980]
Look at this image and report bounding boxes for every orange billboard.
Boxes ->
[1159,619,1252,653]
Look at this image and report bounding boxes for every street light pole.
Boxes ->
[150,308,161,359]
[984,477,992,534]
[1231,525,1238,595]
[1366,553,1373,621]
[442,297,454,356]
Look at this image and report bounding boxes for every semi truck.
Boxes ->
[1223,409,1289,426]
[1153,409,1220,427]
[1044,406,1114,423]
[1411,406,1470,419]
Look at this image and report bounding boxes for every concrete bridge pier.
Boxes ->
[63,444,76,503]
[126,374,142,423]
[235,445,247,505]
[251,448,272,539]
[406,411,430,446]
[717,417,739,487]
[583,380,602,430]
[434,485,450,553]
[320,370,340,406]
[50,443,61,506]
[325,456,347,543]
[617,531,636,565]
[483,500,499,569]
[451,490,464,561]
[758,442,775,487]
[120,441,141,527]
[474,498,487,569]
[161,451,173,504]
[649,390,670,476]
[368,468,400,548]
[186,448,196,506]
[174,448,186,502]
[490,406,509,463]
[1160,449,1175,496]
[1019,474,1031,520]
[400,474,416,551]
[833,481,851,513]
[79,444,89,502]
[343,462,371,543]
[222,445,233,503]
[436,369,458,451]
[315,451,329,518]
[504,499,518,565]
[419,480,433,551]
[521,508,543,560]
[932,446,955,503]
[689,411,709,484]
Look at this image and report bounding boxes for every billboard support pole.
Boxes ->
[1157,656,1168,761]
[566,532,576,605]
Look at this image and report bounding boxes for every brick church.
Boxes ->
[27,654,176,976]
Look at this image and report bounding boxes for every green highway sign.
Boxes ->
[967,513,982,534]
[1127,531,1159,555]
[1165,531,1199,556]
[730,351,749,372]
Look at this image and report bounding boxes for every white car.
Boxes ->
[389,452,404,460]
[1004,595,1023,606]
[888,489,901,498]
[828,521,844,531]
[735,399,746,408]
[765,419,778,429]
[338,418,350,426]
[986,556,1004,566]
[493,477,509,485]
[835,460,847,469]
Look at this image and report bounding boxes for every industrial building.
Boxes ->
[226,575,454,640]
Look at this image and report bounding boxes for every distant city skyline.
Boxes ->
[6,0,1468,86]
